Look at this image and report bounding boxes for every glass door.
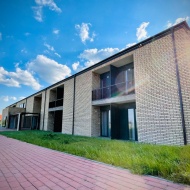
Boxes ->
[101,109,110,137]
[128,109,136,140]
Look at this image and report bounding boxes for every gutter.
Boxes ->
[42,89,47,131]
[171,28,187,145]
[72,75,76,135]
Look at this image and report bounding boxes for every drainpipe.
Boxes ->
[72,75,76,135]
[171,28,187,145]
[42,89,47,131]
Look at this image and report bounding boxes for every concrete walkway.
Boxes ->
[0,135,189,190]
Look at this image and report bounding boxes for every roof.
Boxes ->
[7,21,190,108]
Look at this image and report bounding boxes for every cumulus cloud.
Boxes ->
[136,22,149,41]
[0,66,41,90]
[44,43,55,51]
[79,48,120,67]
[53,29,60,34]
[167,16,189,28]
[19,96,26,100]
[72,62,80,71]
[0,32,2,40]
[54,52,61,58]
[75,23,96,44]
[33,0,61,22]
[27,55,71,84]
[1,96,17,102]
[32,6,43,22]
[126,43,136,48]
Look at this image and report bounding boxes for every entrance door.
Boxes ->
[54,110,63,132]
[101,107,110,137]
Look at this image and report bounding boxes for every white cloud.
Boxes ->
[19,96,26,100]
[27,55,71,84]
[72,62,80,71]
[136,22,149,41]
[44,43,55,51]
[126,43,136,48]
[53,29,60,34]
[33,0,61,22]
[79,48,120,67]
[2,96,17,102]
[21,48,27,54]
[35,0,61,12]
[32,6,43,22]
[1,96,17,102]
[54,52,61,58]
[0,32,2,40]
[75,23,96,44]
[0,66,41,90]
[167,16,189,28]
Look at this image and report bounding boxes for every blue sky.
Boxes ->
[0,0,190,114]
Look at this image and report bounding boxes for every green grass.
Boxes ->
[0,130,190,185]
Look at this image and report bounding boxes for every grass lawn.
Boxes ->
[0,130,190,185]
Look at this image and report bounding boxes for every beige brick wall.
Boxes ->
[33,97,42,113]
[40,91,46,130]
[44,89,50,131]
[134,32,184,145]
[62,78,74,134]
[174,26,190,144]
[26,96,34,113]
[91,72,101,136]
[74,71,92,136]
[16,99,26,108]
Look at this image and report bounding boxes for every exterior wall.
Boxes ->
[44,89,50,131]
[62,78,74,135]
[91,72,101,136]
[91,106,100,136]
[9,107,25,115]
[16,99,26,108]
[74,71,92,136]
[33,97,42,113]
[2,108,9,127]
[39,91,46,130]
[26,96,34,113]
[134,32,184,145]
[174,26,190,144]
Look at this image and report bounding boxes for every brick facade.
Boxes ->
[62,78,74,134]
[174,25,190,144]
[2,21,190,145]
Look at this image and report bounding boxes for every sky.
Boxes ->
[0,0,190,114]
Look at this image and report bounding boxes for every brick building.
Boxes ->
[2,21,190,145]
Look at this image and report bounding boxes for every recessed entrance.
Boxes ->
[100,103,137,141]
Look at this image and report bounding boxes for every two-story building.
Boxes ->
[2,21,190,145]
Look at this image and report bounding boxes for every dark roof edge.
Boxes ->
[6,21,189,108]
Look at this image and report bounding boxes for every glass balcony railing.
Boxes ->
[92,80,135,101]
[49,98,63,108]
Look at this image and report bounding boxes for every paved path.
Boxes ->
[0,135,189,190]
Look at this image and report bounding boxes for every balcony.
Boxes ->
[92,80,135,101]
[49,98,63,108]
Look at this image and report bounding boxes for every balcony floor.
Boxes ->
[92,94,135,106]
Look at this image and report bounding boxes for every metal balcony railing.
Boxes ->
[49,98,63,108]
[92,80,135,101]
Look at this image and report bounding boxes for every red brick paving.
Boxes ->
[0,135,189,190]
